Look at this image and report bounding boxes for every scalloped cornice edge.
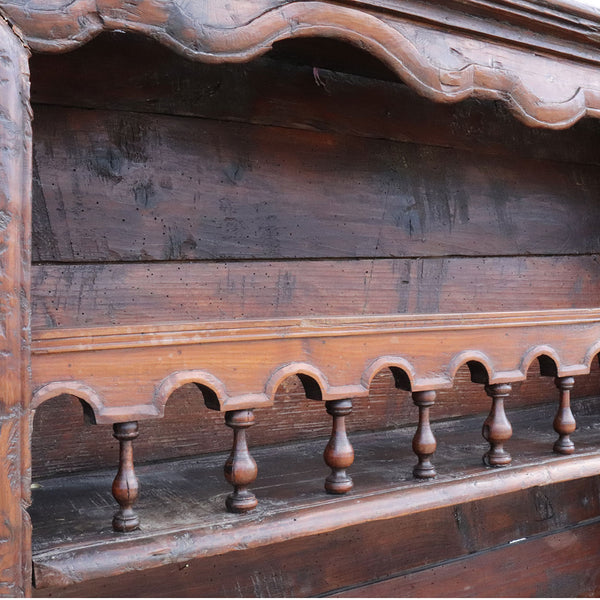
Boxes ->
[2,0,600,128]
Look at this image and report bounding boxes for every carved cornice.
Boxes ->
[2,0,600,128]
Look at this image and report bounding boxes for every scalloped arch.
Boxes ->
[153,370,228,414]
[32,381,105,419]
[4,0,600,128]
[584,341,600,371]
[361,356,417,392]
[265,362,328,402]
[448,351,495,384]
[520,345,562,377]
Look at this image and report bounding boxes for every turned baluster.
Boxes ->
[412,390,437,479]
[224,409,258,513]
[112,421,140,532]
[482,383,513,467]
[324,399,354,494]
[553,376,576,455]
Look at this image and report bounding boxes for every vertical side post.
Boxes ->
[0,16,32,598]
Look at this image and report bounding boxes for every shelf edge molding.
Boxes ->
[30,308,600,423]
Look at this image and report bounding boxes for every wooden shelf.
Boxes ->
[30,397,600,596]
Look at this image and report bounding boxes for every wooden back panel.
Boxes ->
[29,34,600,473]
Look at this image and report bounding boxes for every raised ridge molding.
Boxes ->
[30,309,600,422]
[3,0,600,128]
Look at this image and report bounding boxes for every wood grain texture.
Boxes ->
[32,491,600,597]
[28,34,600,169]
[28,399,600,594]
[30,360,600,478]
[30,104,600,263]
[335,520,600,597]
[30,256,600,329]
[4,0,600,128]
[0,17,31,599]
[28,307,600,421]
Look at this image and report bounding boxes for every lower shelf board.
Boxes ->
[30,397,600,597]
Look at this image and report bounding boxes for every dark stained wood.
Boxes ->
[323,399,354,494]
[28,398,600,596]
[31,504,600,598]
[28,34,600,169]
[5,0,600,596]
[30,103,600,263]
[411,390,437,479]
[553,376,576,455]
[224,410,258,513]
[111,422,140,532]
[335,520,600,598]
[30,256,600,330]
[482,383,513,467]
[30,361,600,479]
[8,0,600,129]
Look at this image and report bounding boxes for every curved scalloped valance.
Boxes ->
[3,0,600,128]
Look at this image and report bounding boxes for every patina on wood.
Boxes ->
[4,0,600,128]
[0,14,31,598]
[1,0,600,596]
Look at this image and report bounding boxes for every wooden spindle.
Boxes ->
[224,409,258,513]
[482,383,513,467]
[412,390,437,479]
[112,421,140,532]
[553,376,576,455]
[324,399,354,494]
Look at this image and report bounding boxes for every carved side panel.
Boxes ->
[0,14,31,598]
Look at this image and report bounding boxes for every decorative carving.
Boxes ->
[0,14,31,598]
[482,383,513,467]
[323,399,354,494]
[111,422,140,533]
[412,390,437,479]
[553,376,576,455]
[224,410,258,513]
[3,1,600,129]
[31,310,600,421]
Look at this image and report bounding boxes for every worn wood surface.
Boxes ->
[335,520,600,597]
[28,308,600,422]
[31,360,600,478]
[5,0,600,128]
[13,3,600,597]
[30,104,600,263]
[28,34,600,168]
[30,257,600,329]
[0,18,32,599]
[29,398,600,595]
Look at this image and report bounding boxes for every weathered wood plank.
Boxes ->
[335,519,600,597]
[29,400,600,595]
[29,34,600,168]
[31,256,600,329]
[9,0,600,128]
[31,104,600,262]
